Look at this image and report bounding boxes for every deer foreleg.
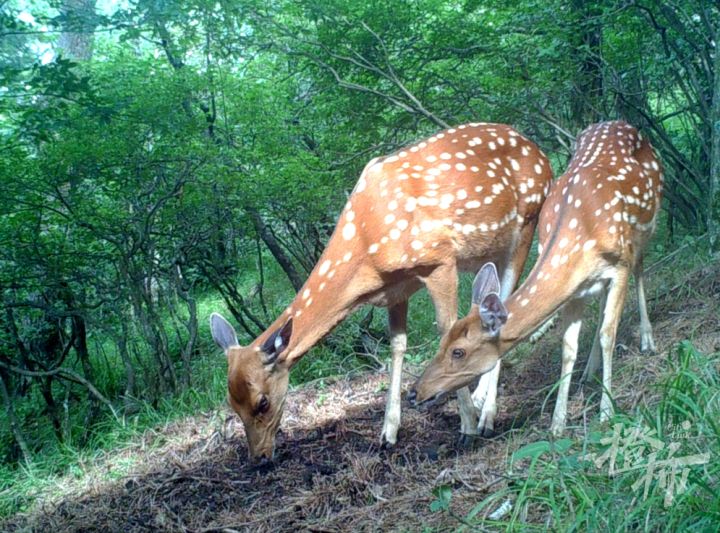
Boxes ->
[381,300,408,447]
[634,260,655,353]
[598,270,629,421]
[551,300,583,435]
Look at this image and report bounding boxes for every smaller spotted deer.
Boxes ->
[210,123,553,463]
[409,121,662,435]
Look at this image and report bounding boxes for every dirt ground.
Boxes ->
[4,262,720,532]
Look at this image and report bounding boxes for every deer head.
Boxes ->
[210,313,293,465]
[408,263,508,406]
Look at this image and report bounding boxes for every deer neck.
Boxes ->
[253,240,377,367]
[497,238,597,350]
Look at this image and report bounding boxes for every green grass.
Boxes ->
[429,344,720,531]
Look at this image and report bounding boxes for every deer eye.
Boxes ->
[255,395,270,415]
[452,348,466,359]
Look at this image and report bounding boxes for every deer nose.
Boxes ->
[407,389,417,406]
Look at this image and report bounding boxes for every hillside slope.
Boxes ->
[3,259,719,532]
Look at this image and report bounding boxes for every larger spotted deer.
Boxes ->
[409,121,662,435]
[210,123,552,463]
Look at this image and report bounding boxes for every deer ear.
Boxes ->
[210,313,239,352]
[260,318,293,364]
[479,293,508,335]
[472,263,501,306]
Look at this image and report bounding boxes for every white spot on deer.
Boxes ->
[488,141,496,150]
[440,152,451,160]
[559,237,568,248]
[302,288,311,300]
[474,185,483,192]
[613,212,622,222]
[305,297,313,308]
[319,260,331,276]
[534,163,543,174]
[390,228,401,240]
[397,219,409,230]
[521,145,530,156]
[355,177,367,193]
[405,198,417,212]
[411,240,423,250]
[420,220,434,232]
[583,239,596,251]
[456,163,466,171]
[462,224,476,235]
[368,243,379,254]
[440,193,454,205]
[456,189,468,200]
[569,218,578,229]
[342,223,356,240]
[465,200,481,209]
[497,137,505,146]
[574,199,582,208]
[418,196,438,206]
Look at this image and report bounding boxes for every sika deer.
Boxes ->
[409,121,662,435]
[210,123,552,463]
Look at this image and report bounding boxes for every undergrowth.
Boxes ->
[431,340,720,531]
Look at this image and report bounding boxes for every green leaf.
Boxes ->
[512,440,552,461]
[430,485,452,512]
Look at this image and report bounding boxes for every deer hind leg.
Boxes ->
[634,259,656,353]
[598,269,630,422]
[381,300,408,447]
[551,300,584,435]
[581,288,607,383]
[423,260,478,438]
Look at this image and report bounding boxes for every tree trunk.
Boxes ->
[570,0,603,128]
[0,372,31,465]
[709,20,720,250]
[57,0,97,61]
[247,207,304,291]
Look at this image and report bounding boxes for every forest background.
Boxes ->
[0,0,718,520]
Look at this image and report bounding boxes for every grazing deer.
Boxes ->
[409,121,662,435]
[210,123,552,463]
